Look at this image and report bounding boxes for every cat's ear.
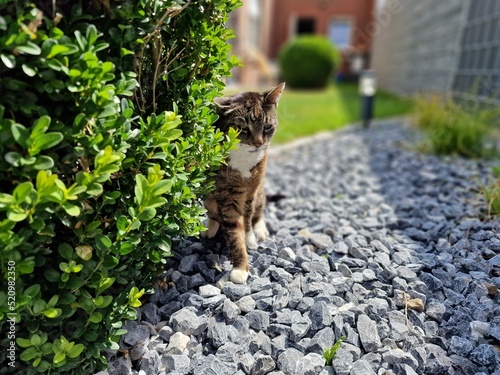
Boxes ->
[214,96,239,115]
[264,82,286,106]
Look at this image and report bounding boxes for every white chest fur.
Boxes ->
[228,144,266,178]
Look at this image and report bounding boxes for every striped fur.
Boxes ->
[203,83,285,283]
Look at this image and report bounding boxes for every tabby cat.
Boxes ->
[202,83,285,284]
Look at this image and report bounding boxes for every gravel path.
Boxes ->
[103,119,500,375]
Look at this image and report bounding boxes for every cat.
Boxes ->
[202,83,285,284]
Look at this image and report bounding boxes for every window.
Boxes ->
[329,19,351,49]
[297,18,316,34]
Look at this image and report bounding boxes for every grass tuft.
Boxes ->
[324,335,346,366]
[413,94,498,158]
[483,167,500,217]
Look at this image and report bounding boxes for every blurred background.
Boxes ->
[224,0,500,144]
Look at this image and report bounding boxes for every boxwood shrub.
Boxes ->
[278,35,340,89]
[0,0,239,374]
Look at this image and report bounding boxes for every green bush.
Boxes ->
[278,35,340,89]
[0,1,239,374]
[413,94,496,158]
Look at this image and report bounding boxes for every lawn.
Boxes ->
[272,83,414,144]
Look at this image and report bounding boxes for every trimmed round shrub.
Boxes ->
[278,35,340,89]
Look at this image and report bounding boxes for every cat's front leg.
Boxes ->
[252,184,269,241]
[201,197,220,238]
[253,217,269,241]
[244,198,258,250]
[225,216,249,284]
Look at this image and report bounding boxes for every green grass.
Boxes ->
[413,94,498,158]
[273,83,413,144]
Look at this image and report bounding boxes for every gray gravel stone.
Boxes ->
[199,284,221,298]
[223,282,251,301]
[123,324,150,347]
[469,344,497,367]
[169,307,203,335]
[163,354,190,374]
[246,310,270,331]
[357,314,382,352]
[103,122,500,375]
[350,359,376,375]
[308,327,335,355]
[252,352,276,375]
[222,298,241,323]
[309,301,333,331]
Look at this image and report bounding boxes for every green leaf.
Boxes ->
[4,152,23,166]
[53,351,66,364]
[98,277,115,293]
[103,254,119,267]
[23,284,41,298]
[144,196,167,209]
[33,299,47,314]
[47,44,70,58]
[1,53,15,68]
[22,64,37,77]
[58,243,73,260]
[20,347,39,361]
[95,234,112,252]
[118,242,134,255]
[33,156,55,170]
[13,181,33,203]
[7,210,27,222]
[86,183,104,196]
[151,180,173,196]
[16,337,32,348]
[138,207,156,221]
[29,132,63,156]
[88,312,102,323]
[16,42,41,55]
[67,343,84,358]
[62,203,80,216]
[74,30,86,51]
[43,308,61,318]
[135,174,148,205]
[31,116,51,138]
[11,123,29,148]
[97,105,117,118]
[31,334,41,346]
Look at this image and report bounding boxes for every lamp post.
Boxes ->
[359,70,376,128]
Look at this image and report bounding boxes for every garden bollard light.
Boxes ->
[359,70,376,129]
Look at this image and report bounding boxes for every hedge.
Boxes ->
[0,0,240,374]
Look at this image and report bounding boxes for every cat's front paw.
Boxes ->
[230,267,249,284]
[245,231,258,249]
[253,219,269,241]
[201,218,220,239]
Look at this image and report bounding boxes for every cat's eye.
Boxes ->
[239,128,249,136]
[263,124,273,133]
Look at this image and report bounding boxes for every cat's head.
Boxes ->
[214,83,285,149]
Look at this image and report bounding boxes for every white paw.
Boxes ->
[201,219,219,238]
[230,268,249,284]
[245,231,258,249]
[253,219,269,241]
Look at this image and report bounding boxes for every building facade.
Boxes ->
[269,0,375,78]
[372,0,500,105]
[230,0,376,86]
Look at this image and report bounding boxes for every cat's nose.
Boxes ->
[253,136,264,148]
